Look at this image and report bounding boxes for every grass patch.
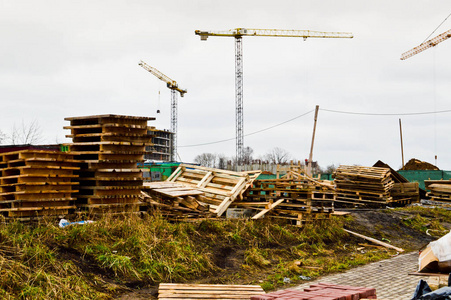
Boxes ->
[0,212,406,298]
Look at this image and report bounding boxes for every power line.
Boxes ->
[179,109,314,148]
[178,106,451,148]
[321,108,451,116]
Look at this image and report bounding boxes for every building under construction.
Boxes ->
[145,128,173,162]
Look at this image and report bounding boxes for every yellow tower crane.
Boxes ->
[401,28,451,60]
[195,28,353,167]
[139,60,187,161]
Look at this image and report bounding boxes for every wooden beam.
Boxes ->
[343,229,404,252]
[251,199,285,219]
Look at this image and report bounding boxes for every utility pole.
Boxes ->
[307,105,319,176]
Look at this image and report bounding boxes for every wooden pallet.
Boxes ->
[241,170,336,221]
[64,114,153,215]
[0,150,79,218]
[167,164,261,216]
[141,182,216,220]
[158,283,265,300]
[333,165,394,207]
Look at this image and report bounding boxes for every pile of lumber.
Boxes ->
[390,182,420,204]
[373,160,421,205]
[239,170,335,223]
[64,114,153,214]
[142,181,213,220]
[0,150,79,219]
[333,165,394,206]
[425,180,451,202]
[158,283,265,300]
[167,164,261,216]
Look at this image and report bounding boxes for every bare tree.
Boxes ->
[264,147,291,164]
[194,153,217,168]
[323,164,337,174]
[10,120,43,145]
[217,153,228,170]
[0,130,5,144]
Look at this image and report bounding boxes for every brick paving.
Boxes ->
[291,251,421,300]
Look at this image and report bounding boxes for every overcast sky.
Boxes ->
[1,0,451,170]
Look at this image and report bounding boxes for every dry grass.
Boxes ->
[0,211,404,298]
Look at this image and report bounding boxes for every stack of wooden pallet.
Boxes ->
[333,165,394,206]
[425,180,451,202]
[239,170,335,223]
[142,181,213,220]
[64,114,153,214]
[0,150,79,219]
[373,160,421,205]
[167,164,261,216]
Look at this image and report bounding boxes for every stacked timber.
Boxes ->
[240,170,335,223]
[425,180,451,202]
[167,164,261,216]
[373,160,421,205]
[333,165,394,206]
[142,181,213,220]
[0,150,79,219]
[158,283,265,300]
[64,114,153,214]
[390,182,420,204]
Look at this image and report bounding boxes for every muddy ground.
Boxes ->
[114,208,441,299]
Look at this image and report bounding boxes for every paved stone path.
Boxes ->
[291,252,421,300]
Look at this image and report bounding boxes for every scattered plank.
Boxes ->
[343,229,404,252]
[251,199,285,219]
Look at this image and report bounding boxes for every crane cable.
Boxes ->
[422,11,451,43]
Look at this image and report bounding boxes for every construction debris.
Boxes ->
[0,150,79,219]
[167,164,261,216]
[64,114,153,215]
[343,229,404,252]
[239,169,335,224]
[141,181,213,220]
[333,165,395,207]
[158,283,265,300]
[374,160,422,202]
[425,180,451,202]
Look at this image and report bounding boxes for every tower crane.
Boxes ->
[401,28,451,60]
[139,60,187,161]
[195,28,353,166]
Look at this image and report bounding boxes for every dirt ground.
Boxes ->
[114,208,442,299]
[345,209,437,250]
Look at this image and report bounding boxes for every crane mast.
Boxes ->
[195,28,353,167]
[401,29,451,60]
[139,60,187,161]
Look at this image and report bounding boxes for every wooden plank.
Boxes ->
[252,199,285,219]
[197,171,214,188]
[159,283,264,289]
[343,229,404,252]
[158,283,265,300]
[153,189,204,198]
[167,166,182,182]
